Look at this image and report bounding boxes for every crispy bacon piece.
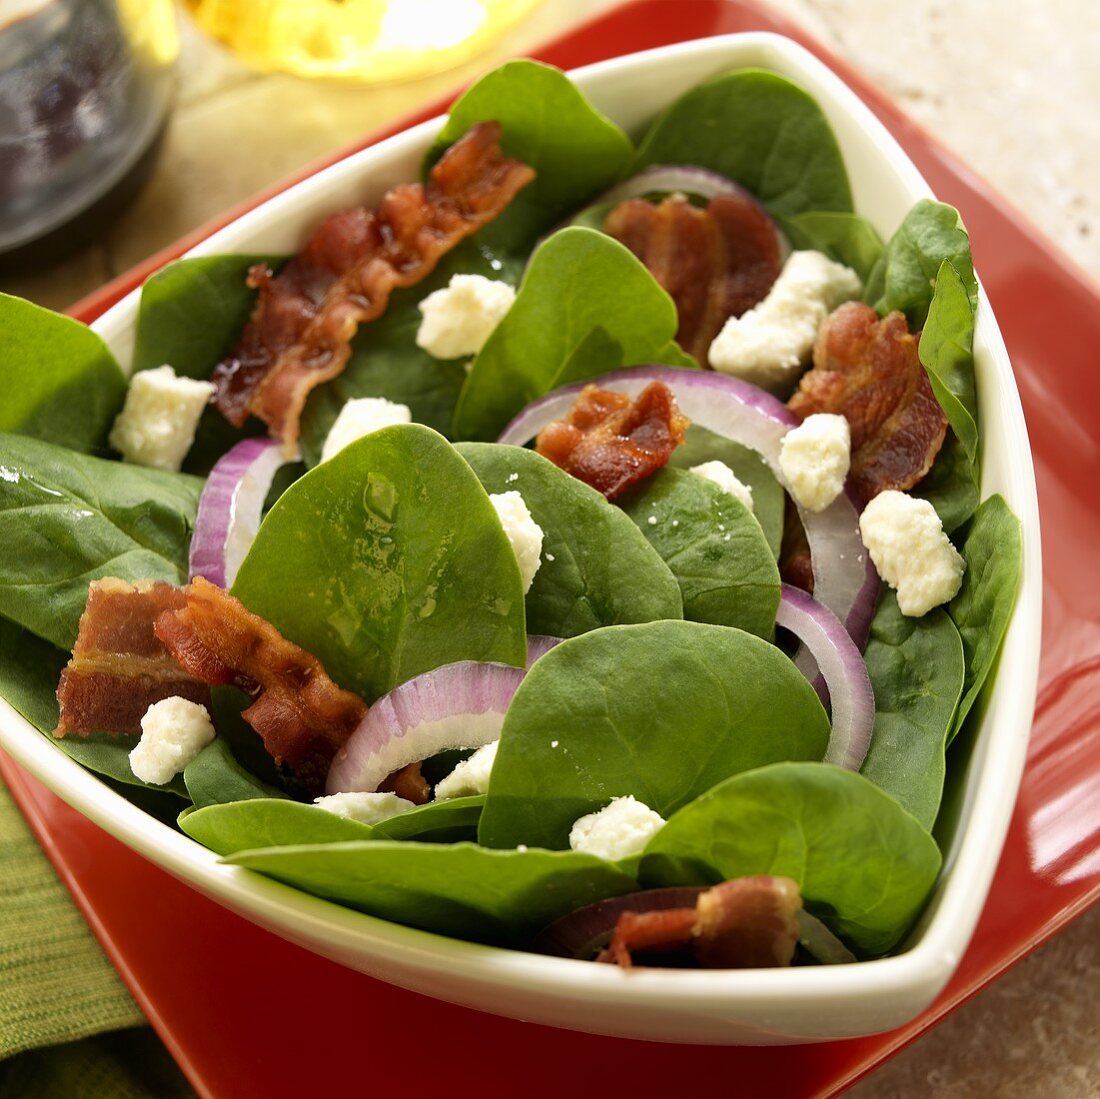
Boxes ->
[599,876,803,969]
[212,121,536,452]
[788,302,948,506]
[56,579,211,738]
[604,193,780,366]
[535,381,690,500]
[380,762,429,805]
[154,577,366,795]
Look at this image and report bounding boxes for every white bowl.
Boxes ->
[0,33,1041,1044]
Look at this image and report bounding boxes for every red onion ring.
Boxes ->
[796,911,857,965]
[498,365,878,648]
[776,584,874,771]
[189,438,297,588]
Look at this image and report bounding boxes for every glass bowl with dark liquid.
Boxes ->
[0,0,177,269]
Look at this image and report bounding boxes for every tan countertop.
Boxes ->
[3,1,1097,1094]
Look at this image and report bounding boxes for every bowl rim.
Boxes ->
[0,30,1042,1027]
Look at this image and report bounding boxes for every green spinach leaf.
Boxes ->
[668,426,785,557]
[0,433,201,649]
[860,590,965,829]
[948,494,1022,741]
[913,430,979,534]
[371,795,484,843]
[0,293,126,454]
[618,468,779,638]
[780,211,883,281]
[864,200,977,328]
[181,799,375,854]
[298,239,523,466]
[456,442,683,637]
[920,260,979,465]
[183,738,287,810]
[640,761,942,954]
[225,840,637,946]
[232,424,528,702]
[631,69,852,216]
[479,620,829,850]
[452,228,690,442]
[426,60,633,253]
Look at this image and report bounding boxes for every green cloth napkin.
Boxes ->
[0,776,193,1097]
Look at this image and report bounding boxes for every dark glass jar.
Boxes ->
[0,0,177,270]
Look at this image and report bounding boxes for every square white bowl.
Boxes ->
[0,32,1041,1045]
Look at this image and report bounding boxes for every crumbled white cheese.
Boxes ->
[416,274,516,359]
[489,490,543,594]
[108,365,214,472]
[859,491,966,616]
[568,796,666,862]
[321,397,412,462]
[690,460,754,512]
[708,251,862,391]
[128,697,215,785]
[779,413,851,512]
[313,791,415,824]
[434,741,498,800]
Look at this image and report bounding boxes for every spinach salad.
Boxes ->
[0,60,1022,969]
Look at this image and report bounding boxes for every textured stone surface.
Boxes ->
[0,0,1096,1092]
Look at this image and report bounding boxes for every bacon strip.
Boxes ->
[788,302,948,507]
[535,381,690,500]
[56,579,211,738]
[154,577,366,795]
[599,876,803,969]
[211,121,535,452]
[604,193,780,366]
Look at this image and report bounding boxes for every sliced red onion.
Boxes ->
[326,661,524,795]
[535,887,706,960]
[797,911,857,965]
[525,634,563,668]
[776,584,874,771]
[189,438,295,588]
[499,365,878,648]
[596,165,766,207]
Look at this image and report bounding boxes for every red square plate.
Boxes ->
[3,2,1098,1095]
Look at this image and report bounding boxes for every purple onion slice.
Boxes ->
[535,887,706,960]
[797,911,858,965]
[776,584,875,771]
[498,365,878,649]
[189,438,296,588]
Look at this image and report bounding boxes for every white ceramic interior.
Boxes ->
[0,33,1042,1044]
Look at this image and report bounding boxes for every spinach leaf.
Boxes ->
[920,260,979,465]
[452,228,690,442]
[426,60,633,253]
[860,590,965,829]
[0,293,126,454]
[372,796,484,843]
[232,424,528,702]
[131,254,281,378]
[640,761,942,954]
[0,615,190,798]
[948,494,1022,741]
[631,69,852,216]
[479,620,829,850]
[779,211,883,281]
[298,239,523,467]
[0,433,202,649]
[913,430,979,534]
[864,200,977,328]
[668,426,785,557]
[130,254,281,474]
[618,468,779,639]
[224,840,637,946]
[181,799,375,855]
[183,738,287,810]
[456,442,683,637]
